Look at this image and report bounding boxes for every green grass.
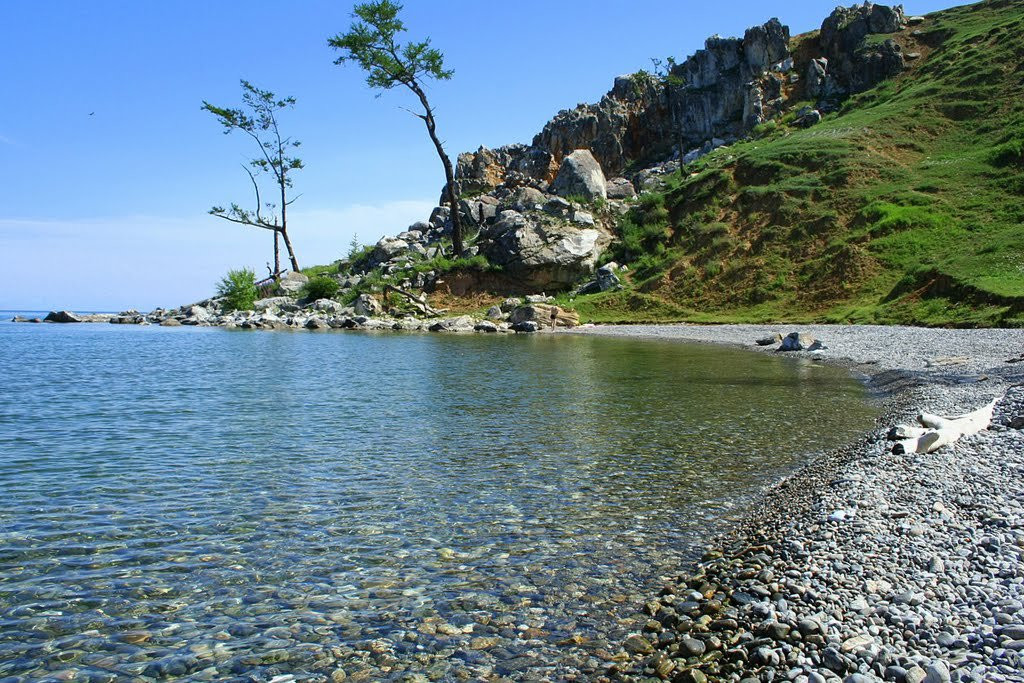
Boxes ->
[571,0,1024,327]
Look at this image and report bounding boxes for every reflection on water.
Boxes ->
[0,324,877,681]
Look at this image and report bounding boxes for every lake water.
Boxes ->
[0,319,877,681]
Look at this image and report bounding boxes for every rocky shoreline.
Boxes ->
[567,325,1024,683]
[11,293,582,335]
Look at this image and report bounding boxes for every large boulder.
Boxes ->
[505,186,548,213]
[254,296,295,313]
[369,237,410,268]
[353,294,382,317]
[480,210,610,291]
[606,177,636,199]
[428,315,476,333]
[44,310,83,323]
[508,304,580,329]
[550,150,607,200]
[278,271,309,295]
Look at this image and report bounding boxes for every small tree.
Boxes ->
[328,1,465,256]
[216,268,259,311]
[203,80,302,274]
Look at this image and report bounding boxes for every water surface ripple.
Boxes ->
[0,323,876,681]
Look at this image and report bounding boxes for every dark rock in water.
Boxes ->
[622,634,654,655]
[44,310,83,323]
[160,319,182,327]
[511,320,539,333]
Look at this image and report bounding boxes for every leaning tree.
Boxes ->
[203,80,302,275]
[328,1,465,256]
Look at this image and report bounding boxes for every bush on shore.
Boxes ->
[216,268,258,311]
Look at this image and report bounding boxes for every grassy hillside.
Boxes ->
[572,0,1024,327]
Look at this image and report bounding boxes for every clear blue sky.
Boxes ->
[0,0,958,311]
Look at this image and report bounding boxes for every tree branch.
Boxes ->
[210,213,280,231]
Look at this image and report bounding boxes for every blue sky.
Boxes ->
[0,0,957,310]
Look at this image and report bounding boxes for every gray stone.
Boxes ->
[925,663,946,683]
[278,271,309,294]
[571,210,595,226]
[480,211,610,291]
[353,294,383,317]
[779,332,818,351]
[254,296,294,313]
[507,186,548,213]
[606,177,636,199]
[542,197,573,217]
[904,666,927,683]
[499,298,522,313]
[313,299,344,314]
[428,316,476,333]
[550,149,607,201]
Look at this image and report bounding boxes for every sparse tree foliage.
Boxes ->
[203,81,302,274]
[328,1,465,255]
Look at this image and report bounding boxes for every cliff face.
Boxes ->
[455,3,908,193]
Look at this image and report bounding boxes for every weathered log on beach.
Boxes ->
[891,397,999,454]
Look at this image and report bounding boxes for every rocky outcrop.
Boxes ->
[507,304,580,329]
[454,5,911,196]
[43,311,115,323]
[666,18,791,145]
[532,73,670,179]
[277,271,309,295]
[814,3,908,102]
[479,210,611,291]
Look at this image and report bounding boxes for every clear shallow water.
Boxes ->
[0,321,877,682]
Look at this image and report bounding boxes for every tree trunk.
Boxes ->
[280,180,300,272]
[442,153,464,257]
[412,84,463,256]
[891,398,999,454]
[280,227,299,272]
[273,230,281,277]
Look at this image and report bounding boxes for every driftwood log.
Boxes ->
[383,284,445,318]
[891,397,999,454]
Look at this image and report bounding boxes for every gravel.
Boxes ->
[568,324,1024,683]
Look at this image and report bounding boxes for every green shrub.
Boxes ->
[860,201,942,236]
[217,268,258,311]
[301,276,340,301]
[989,139,1023,167]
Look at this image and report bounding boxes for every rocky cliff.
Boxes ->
[333,1,1024,327]
[455,3,908,193]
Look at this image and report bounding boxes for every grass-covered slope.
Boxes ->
[575,0,1024,327]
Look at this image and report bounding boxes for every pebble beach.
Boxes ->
[570,324,1024,683]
